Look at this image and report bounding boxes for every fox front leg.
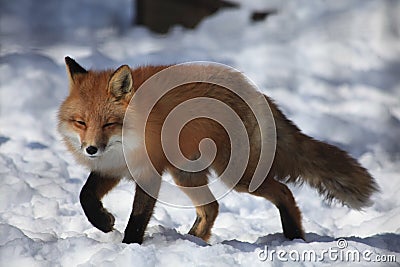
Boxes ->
[123,180,161,244]
[79,172,120,232]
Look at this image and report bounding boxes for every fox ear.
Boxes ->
[108,65,133,99]
[65,56,88,83]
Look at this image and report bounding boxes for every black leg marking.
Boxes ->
[188,215,202,236]
[123,184,160,244]
[79,172,115,233]
[277,204,304,240]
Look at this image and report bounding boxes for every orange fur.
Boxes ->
[58,57,379,244]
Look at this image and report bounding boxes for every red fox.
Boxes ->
[58,57,379,244]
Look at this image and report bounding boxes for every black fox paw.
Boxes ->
[90,208,115,233]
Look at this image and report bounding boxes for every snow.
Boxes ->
[1,0,399,266]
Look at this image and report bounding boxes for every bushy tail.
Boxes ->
[267,97,379,209]
[290,136,379,209]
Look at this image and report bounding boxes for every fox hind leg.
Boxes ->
[170,168,219,242]
[188,201,219,241]
[238,178,304,240]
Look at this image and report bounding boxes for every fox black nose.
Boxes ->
[86,146,98,155]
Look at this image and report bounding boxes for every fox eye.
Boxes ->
[103,122,117,128]
[74,120,86,128]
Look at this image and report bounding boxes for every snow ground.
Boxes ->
[1,0,399,266]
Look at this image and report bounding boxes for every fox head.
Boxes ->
[58,57,134,172]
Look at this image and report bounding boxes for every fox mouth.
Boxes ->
[82,150,102,159]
